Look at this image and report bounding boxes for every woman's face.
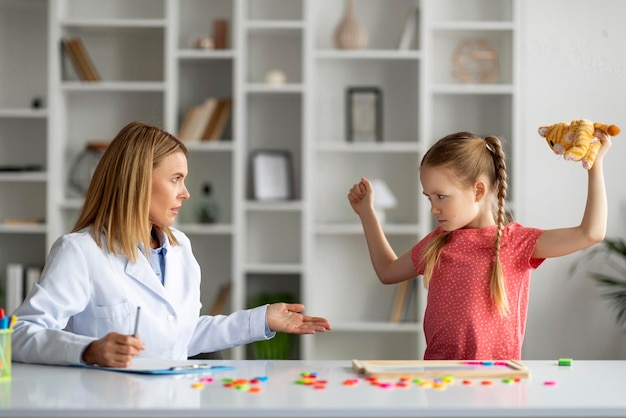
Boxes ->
[150,151,190,228]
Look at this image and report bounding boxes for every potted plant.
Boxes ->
[571,238,626,327]
[248,292,295,360]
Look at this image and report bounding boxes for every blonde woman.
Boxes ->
[348,131,610,360]
[13,121,330,367]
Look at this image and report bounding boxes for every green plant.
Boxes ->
[248,293,295,360]
[571,238,626,326]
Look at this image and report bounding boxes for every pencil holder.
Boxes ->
[0,329,12,380]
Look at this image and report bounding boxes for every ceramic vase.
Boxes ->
[334,0,368,50]
[68,141,109,195]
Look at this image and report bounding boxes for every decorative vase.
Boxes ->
[265,69,287,85]
[334,0,368,50]
[68,141,109,195]
[196,182,219,223]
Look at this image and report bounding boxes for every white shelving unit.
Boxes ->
[305,0,426,360]
[172,0,238,361]
[0,0,519,361]
[423,0,521,210]
[0,0,49,302]
[235,0,308,360]
[47,0,168,254]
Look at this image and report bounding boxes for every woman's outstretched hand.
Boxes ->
[266,303,331,334]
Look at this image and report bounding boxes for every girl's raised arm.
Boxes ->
[348,177,418,284]
[533,132,611,259]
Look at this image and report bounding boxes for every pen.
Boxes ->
[169,363,211,371]
[168,364,235,371]
[0,308,7,329]
[133,306,141,337]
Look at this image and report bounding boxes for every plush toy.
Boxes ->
[538,119,620,169]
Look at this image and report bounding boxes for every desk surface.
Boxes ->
[2,360,626,417]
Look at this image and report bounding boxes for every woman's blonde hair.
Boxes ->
[72,121,188,263]
[420,132,511,315]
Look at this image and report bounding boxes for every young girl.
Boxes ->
[347,131,611,360]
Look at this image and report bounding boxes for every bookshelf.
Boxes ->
[0,0,520,361]
[0,0,49,307]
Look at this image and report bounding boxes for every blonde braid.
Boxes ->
[485,136,509,315]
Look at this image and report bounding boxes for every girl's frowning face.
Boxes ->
[420,165,494,231]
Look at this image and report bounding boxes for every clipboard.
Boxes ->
[82,359,236,375]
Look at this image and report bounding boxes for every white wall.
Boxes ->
[520,0,626,359]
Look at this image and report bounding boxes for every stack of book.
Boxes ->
[208,282,231,316]
[62,37,100,81]
[178,98,233,142]
[5,263,41,314]
[397,7,418,50]
[389,279,417,323]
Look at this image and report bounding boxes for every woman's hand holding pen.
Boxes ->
[81,306,144,368]
[81,332,145,368]
[347,176,375,215]
[266,303,331,335]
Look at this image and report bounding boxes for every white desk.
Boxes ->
[1,360,626,417]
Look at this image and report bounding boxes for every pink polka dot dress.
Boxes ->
[411,222,544,360]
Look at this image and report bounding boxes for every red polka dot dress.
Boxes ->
[411,222,544,360]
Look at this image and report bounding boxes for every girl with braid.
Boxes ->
[347,131,612,360]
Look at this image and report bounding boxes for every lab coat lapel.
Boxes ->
[124,251,170,302]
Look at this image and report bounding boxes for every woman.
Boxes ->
[12,121,330,367]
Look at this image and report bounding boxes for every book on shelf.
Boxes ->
[177,106,200,141]
[190,99,218,141]
[25,266,41,293]
[213,19,229,50]
[61,37,100,81]
[71,37,100,81]
[203,98,232,141]
[389,279,417,323]
[178,98,232,142]
[3,217,45,225]
[397,8,418,50]
[178,98,217,142]
[0,164,43,172]
[5,263,23,314]
[62,39,87,81]
[208,282,231,316]
[402,279,418,322]
[5,264,43,314]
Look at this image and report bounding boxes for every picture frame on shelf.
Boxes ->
[346,87,382,142]
[251,150,293,201]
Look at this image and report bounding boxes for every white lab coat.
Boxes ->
[12,227,270,365]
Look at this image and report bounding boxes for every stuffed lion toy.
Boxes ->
[538,119,620,169]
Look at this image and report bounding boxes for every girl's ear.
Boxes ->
[474,181,486,202]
